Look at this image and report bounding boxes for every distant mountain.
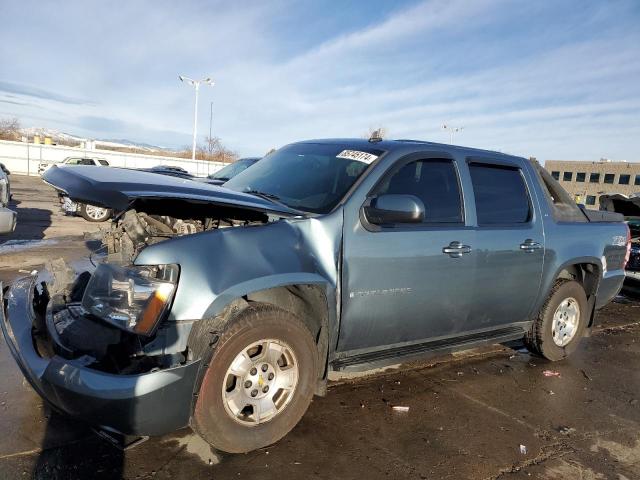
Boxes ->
[21,127,84,144]
[19,127,166,151]
[98,138,166,151]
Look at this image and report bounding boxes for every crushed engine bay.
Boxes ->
[103,205,271,263]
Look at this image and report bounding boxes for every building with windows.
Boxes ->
[544,160,640,209]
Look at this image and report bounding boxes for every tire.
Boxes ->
[79,203,112,222]
[192,303,318,453]
[525,279,588,361]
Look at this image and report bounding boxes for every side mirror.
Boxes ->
[364,194,425,225]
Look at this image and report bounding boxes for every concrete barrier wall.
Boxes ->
[0,139,225,177]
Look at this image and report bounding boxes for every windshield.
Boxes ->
[225,143,383,214]
[209,158,258,180]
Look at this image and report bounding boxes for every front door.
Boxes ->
[338,157,476,353]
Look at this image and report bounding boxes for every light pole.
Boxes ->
[442,123,464,144]
[179,75,214,173]
[209,101,213,142]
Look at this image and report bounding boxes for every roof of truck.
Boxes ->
[296,138,524,162]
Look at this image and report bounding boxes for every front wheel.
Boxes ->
[525,279,588,361]
[192,303,318,453]
[79,203,112,222]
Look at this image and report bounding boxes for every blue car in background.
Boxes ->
[201,157,261,185]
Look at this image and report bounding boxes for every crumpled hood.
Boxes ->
[42,165,299,216]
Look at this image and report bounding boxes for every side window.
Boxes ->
[80,158,95,166]
[469,163,531,225]
[376,159,463,223]
[98,159,109,166]
[65,158,81,165]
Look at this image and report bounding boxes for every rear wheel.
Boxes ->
[192,303,317,453]
[79,203,112,222]
[525,279,588,361]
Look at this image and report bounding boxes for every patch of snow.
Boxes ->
[0,239,60,255]
[168,434,220,465]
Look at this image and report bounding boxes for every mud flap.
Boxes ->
[584,294,598,337]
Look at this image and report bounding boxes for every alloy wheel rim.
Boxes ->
[85,205,108,220]
[222,339,299,426]
[552,297,580,347]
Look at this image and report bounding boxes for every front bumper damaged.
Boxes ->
[0,275,200,437]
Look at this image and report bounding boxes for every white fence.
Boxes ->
[0,139,225,177]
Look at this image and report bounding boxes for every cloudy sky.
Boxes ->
[1,0,639,160]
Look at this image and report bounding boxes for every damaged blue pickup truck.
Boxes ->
[1,139,632,453]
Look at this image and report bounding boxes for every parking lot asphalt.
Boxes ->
[0,175,639,479]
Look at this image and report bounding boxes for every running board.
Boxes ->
[331,325,524,371]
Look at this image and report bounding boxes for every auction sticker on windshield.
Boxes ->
[336,150,379,164]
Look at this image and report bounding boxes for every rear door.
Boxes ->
[465,159,545,329]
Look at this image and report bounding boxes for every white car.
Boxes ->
[0,163,16,233]
[41,157,112,222]
[38,156,109,175]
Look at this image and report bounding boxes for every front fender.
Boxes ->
[134,213,342,324]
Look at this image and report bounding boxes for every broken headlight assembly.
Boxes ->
[81,263,179,336]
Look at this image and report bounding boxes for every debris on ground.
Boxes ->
[519,444,528,455]
[580,369,592,381]
[542,370,561,377]
[556,426,576,435]
[613,295,631,304]
[392,406,410,413]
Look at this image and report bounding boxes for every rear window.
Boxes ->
[531,161,587,223]
[469,163,531,225]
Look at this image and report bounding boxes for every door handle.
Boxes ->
[520,239,542,253]
[442,241,472,258]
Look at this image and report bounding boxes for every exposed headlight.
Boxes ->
[82,263,179,336]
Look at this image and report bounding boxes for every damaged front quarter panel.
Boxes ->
[134,210,343,346]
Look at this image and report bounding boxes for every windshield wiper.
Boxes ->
[243,189,281,201]
[242,189,305,214]
[243,189,292,209]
